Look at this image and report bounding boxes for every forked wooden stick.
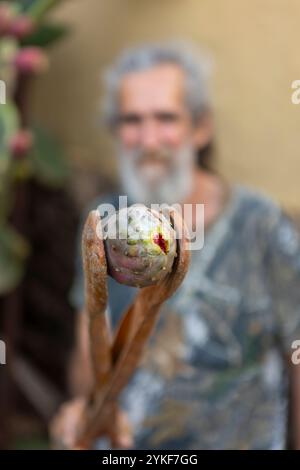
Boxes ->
[76,207,190,448]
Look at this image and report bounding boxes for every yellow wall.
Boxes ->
[30,0,300,209]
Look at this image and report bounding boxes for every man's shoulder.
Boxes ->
[81,192,126,224]
[233,183,281,220]
[84,192,120,213]
[230,184,286,243]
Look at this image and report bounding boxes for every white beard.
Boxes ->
[116,143,195,206]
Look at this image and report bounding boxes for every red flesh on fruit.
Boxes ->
[153,233,168,254]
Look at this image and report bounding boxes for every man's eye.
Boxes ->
[118,114,142,125]
[156,113,180,123]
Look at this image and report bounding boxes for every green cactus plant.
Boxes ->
[0,0,69,294]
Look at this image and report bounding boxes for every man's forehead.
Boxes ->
[119,64,185,111]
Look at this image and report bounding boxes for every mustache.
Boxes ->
[129,148,173,164]
[117,142,195,206]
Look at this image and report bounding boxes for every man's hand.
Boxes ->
[49,397,133,450]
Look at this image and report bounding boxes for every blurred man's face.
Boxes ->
[114,64,209,205]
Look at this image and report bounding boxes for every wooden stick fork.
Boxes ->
[75,206,190,448]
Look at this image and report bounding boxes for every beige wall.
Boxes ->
[31,0,300,209]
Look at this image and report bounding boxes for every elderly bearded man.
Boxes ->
[51,42,300,450]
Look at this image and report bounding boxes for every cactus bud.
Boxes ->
[0,3,15,36]
[9,129,33,158]
[8,16,35,39]
[14,47,49,74]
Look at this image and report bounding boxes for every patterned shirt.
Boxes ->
[70,184,300,449]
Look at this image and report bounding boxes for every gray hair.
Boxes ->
[102,41,212,128]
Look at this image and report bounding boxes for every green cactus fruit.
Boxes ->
[104,205,176,287]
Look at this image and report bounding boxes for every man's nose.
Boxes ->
[139,119,160,151]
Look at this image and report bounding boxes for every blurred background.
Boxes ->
[0,0,299,449]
